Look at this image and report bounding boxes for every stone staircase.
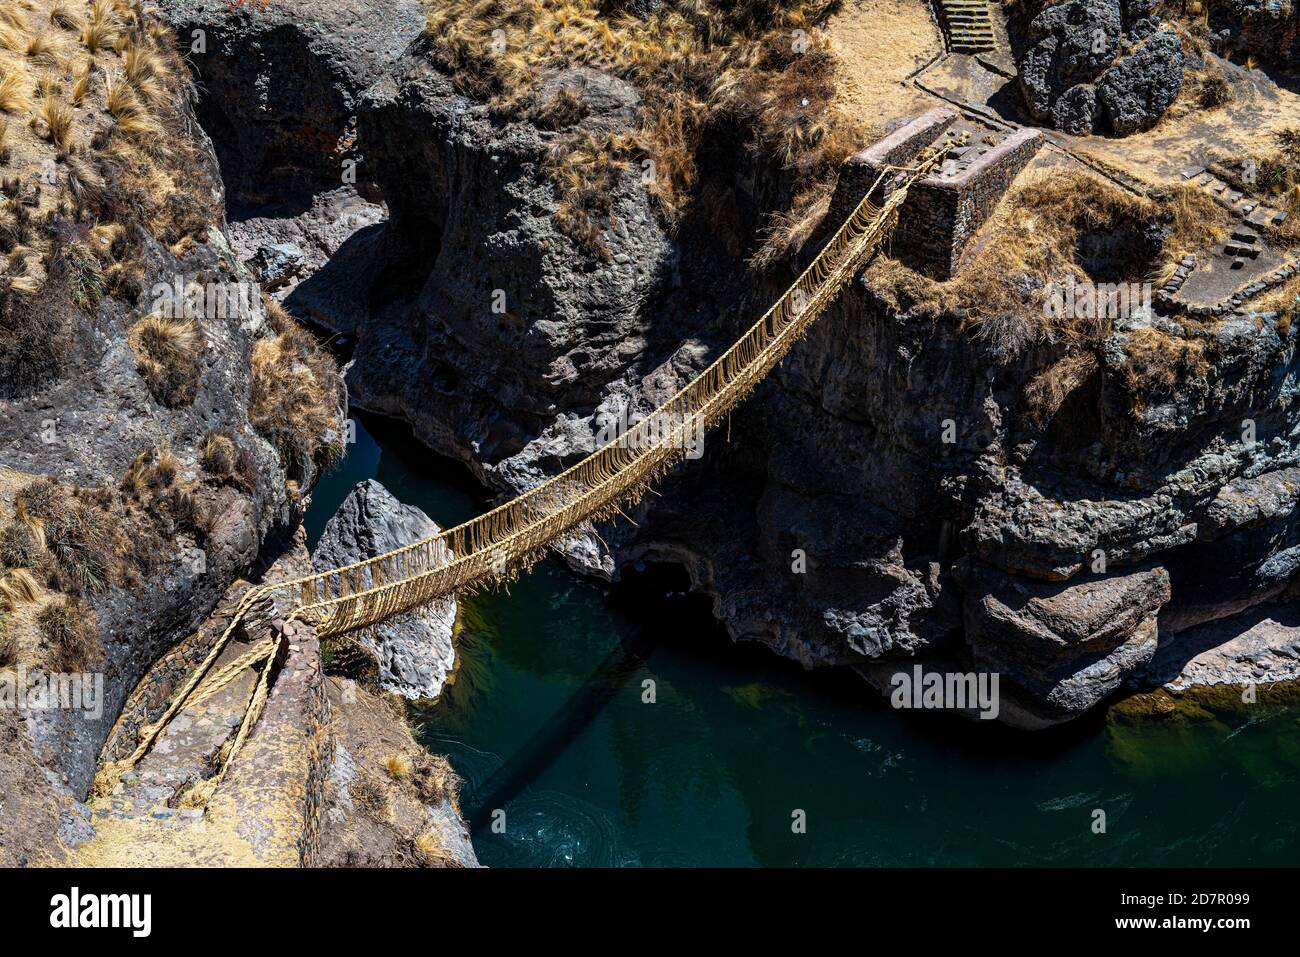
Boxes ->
[937,0,998,53]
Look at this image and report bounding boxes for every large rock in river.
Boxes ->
[312,480,457,699]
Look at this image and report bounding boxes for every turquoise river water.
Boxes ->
[304,412,1300,867]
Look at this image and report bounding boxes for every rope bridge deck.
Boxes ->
[93,151,940,805]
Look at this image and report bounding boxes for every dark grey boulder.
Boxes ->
[1018,0,1183,134]
[312,480,457,700]
[1097,30,1185,135]
[248,242,306,290]
[957,558,1172,726]
[1052,83,1100,135]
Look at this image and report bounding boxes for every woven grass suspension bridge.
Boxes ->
[93,151,941,806]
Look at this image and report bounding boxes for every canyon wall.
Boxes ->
[159,0,1300,731]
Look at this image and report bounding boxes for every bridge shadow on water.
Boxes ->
[461,589,660,833]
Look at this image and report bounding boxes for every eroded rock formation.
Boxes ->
[1019,0,1184,135]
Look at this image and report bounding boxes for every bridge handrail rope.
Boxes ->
[93,149,942,804]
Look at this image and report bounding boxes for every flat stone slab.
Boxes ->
[1146,605,1300,692]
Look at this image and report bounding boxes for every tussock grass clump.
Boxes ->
[749,180,834,270]
[15,477,132,596]
[121,446,212,540]
[412,752,459,808]
[1022,352,1099,430]
[0,567,43,610]
[0,66,31,114]
[50,2,82,32]
[424,0,854,253]
[350,773,391,821]
[36,594,102,671]
[1122,326,1211,401]
[35,96,73,149]
[199,429,258,492]
[1166,182,1230,258]
[24,31,56,63]
[70,62,91,106]
[414,825,465,867]
[249,303,342,480]
[383,752,413,779]
[544,130,635,257]
[0,502,49,573]
[80,3,118,54]
[127,314,203,406]
[0,256,81,399]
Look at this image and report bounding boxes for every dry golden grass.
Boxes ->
[349,773,391,821]
[1022,352,1099,429]
[1257,274,1299,337]
[69,61,90,105]
[0,501,47,572]
[424,0,852,252]
[0,25,25,54]
[0,9,29,32]
[122,38,155,86]
[80,0,119,53]
[0,567,42,609]
[50,2,82,32]
[1165,183,1228,258]
[249,302,342,479]
[36,593,101,670]
[1122,326,1211,398]
[127,314,203,406]
[383,752,412,779]
[34,96,72,149]
[0,66,31,113]
[749,180,833,270]
[414,825,465,867]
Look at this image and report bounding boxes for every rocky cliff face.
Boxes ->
[159,1,1300,731]
[0,1,347,862]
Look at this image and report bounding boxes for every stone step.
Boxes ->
[1224,244,1261,258]
[1232,229,1259,244]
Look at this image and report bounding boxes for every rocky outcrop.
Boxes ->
[1018,0,1184,135]
[956,559,1170,726]
[312,481,457,700]
[319,677,478,867]
[1206,0,1300,69]
[154,0,424,210]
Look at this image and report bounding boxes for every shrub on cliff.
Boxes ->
[249,300,343,482]
[199,429,257,492]
[0,269,81,400]
[127,314,204,407]
[16,477,132,595]
[36,594,103,672]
